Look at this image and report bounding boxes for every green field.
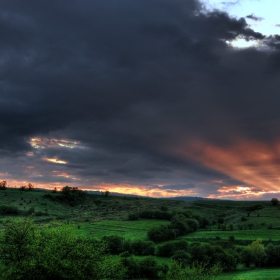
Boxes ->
[217,268,280,280]
[2,188,280,279]
[183,229,280,242]
[75,219,170,240]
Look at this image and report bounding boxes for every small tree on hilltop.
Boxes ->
[61,186,71,196]
[28,183,34,191]
[271,198,279,206]
[0,180,7,190]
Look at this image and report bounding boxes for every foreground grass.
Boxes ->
[183,229,280,242]
[217,268,280,280]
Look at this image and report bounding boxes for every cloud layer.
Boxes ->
[1,0,280,199]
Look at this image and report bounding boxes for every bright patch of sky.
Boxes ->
[202,0,280,48]
[29,137,80,149]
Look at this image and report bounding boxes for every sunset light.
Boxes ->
[43,158,68,165]
[3,1,280,278]
[1,0,280,200]
[30,137,80,149]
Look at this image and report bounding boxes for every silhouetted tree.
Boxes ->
[28,183,34,191]
[61,186,71,196]
[0,181,7,190]
[271,198,279,206]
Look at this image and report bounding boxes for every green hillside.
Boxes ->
[1,187,280,279]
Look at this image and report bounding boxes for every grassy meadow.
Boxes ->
[1,187,280,279]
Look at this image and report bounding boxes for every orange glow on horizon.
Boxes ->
[173,139,280,199]
[0,180,198,198]
[93,185,198,198]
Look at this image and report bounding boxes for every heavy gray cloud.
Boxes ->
[1,0,280,198]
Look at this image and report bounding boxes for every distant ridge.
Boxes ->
[86,190,218,201]
[86,190,141,197]
[163,196,219,202]
[35,188,218,201]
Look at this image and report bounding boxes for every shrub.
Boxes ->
[43,193,53,199]
[147,225,177,242]
[138,256,168,279]
[171,250,190,267]
[247,203,264,212]
[185,219,199,231]
[128,212,139,221]
[170,214,192,235]
[243,239,266,267]
[271,198,279,206]
[157,242,174,257]
[140,210,172,220]
[26,207,35,216]
[0,205,19,215]
[165,261,223,280]
[44,187,86,206]
[0,218,126,280]
[241,216,247,222]
[221,224,226,231]
[102,235,124,254]
[157,240,189,257]
[131,239,155,256]
[121,255,167,279]
[265,244,280,267]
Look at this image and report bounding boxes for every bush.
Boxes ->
[271,198,279,206]
[165,261,223,280]
[185,219,199,231]
[0,205,19,215]
[247,203,264,212]
[0,218,126,280]
[26,207,35,216]
[43,193,53,199]
[190,242,239,271]
[102,235,124,254]
[194,214,209,228]
[147,225,177,242]
[128,212,139,221]
[157,240,188,257]
[43,187,86,206]
[172,250,190,267]
[131,239,155,256]
[170,214,192,236]
[138,256,168,279]
[140,210,172,220]
[241,216,247,222]
[157,242,174,257]
[265,244,280,267]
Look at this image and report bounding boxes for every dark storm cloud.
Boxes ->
[1,0,280,195]
[221,1,240,6]
[246,14,263,21]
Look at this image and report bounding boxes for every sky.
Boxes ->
[1,0,280,199]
